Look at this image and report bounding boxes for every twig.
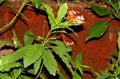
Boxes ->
[0,0,27,33]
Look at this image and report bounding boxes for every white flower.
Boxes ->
[73,15,84,24]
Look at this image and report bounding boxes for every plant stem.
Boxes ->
[35,61,44,79]
[108,17,114,23]
[0,0,27,33]
[42,30,52,46]
[8,5,27,20]
[45,30,52,39]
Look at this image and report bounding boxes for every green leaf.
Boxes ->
[5,0,11,7]
[95,76,108,79]
[34,57,42,74]
[23,44,42,68]
[118,0,120,10]
[24,30,34,46]
[0,41,13,46]
[42,48,57,76]
[51,45,74,74]
[0,73,12,79]
[86,20,108,41]
[53,21,80,31]
[106,0,118,11]
[77,66,83,75]
[75,52,82,66]
[31,0,42,9]
[55,21,78,36]
[0,46,28,66]
[12,29,22,48]
[91,5,110,16]
[51,30,67,34]
[95,70,115,79]
[56,3,68,23]
[118,32,120,50]
[51,40,72,61]
[72,71,82,79]
[13,68,21,79]
[26,69,35,75]
[42,3,56,27]
[0,62,21,72]
[52,21,72,30]
[57,71,66,79]
[75,52,83,75]
[0,0,4,4]
[117,66,120,74]
[0,44,42,67]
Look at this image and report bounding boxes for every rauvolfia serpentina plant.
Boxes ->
[85,0,120,79]
[86,0,120,41]
[0,0,92,79]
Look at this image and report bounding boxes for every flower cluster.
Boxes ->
[66,9,84,24]
[61,9,85,46]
